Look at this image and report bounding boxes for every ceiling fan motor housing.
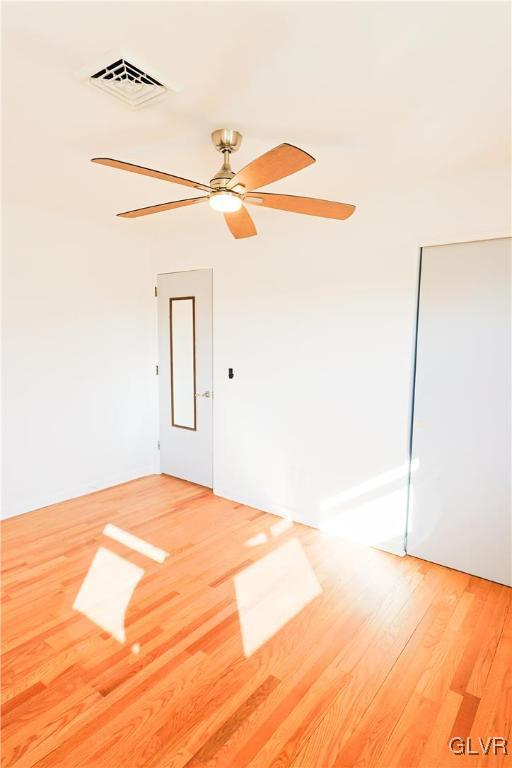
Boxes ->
[209,129,244,194]
[209,165,235,190]
[211,129,242,154]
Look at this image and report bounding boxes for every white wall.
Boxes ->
[1,205,157,517]
[146,163,510,555]
[1,2,510,558]
[2,166,509,555]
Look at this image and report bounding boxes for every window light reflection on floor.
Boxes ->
[234,538,322,657]
[72,546,144,643]
[244,515,294,548]
[270,518,293,537]
[72,526,169,646]
[103,523,169,563]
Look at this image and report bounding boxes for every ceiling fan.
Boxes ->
[92,129,356,239]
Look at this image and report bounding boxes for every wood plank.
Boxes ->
[0,474,509,768]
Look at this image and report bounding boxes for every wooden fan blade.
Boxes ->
[227,144,315,192]
[117,197,208,218]
[245,192,356,220]
[224,205,257,239]
[92,158,211,192]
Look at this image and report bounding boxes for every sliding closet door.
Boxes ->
[408,238,511,586]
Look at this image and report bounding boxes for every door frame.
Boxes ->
[156,267,214,488]
[405,235,511,556]
[404,246,423,554]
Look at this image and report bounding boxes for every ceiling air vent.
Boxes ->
[89,58,168,108]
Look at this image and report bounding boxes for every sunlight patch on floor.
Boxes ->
[72,546,144,642]
[103,523,169,563]
[244,515,294,548]
[73,524,169,645]
[270,518,293,537]
[234,538,322,657]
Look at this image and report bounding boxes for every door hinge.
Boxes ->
[154,286,158,297]
[155,365,159,375]
[157,440,160,450]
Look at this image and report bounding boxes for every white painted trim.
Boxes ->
[420,233,511,248]
[213,486,406,558]
[1,468,156,520]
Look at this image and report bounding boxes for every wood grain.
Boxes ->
[227,144,315,192]
[117,197,208,219]
[246,192,356,220]
[223,206,257,239]
[91,158,211,192]
[1,474,510,768]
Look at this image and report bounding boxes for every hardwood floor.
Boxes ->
[1,474,510,768]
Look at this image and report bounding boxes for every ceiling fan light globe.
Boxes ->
[209,191,242,213]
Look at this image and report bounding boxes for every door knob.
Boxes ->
[195,391,212,398]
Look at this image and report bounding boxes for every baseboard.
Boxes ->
[213,485,406,557]
[1,467,156,520]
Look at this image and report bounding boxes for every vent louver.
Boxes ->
[89,58,168,108]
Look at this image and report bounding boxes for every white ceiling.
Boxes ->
[2,1,510,223]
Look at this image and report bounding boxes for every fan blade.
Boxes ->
[117,197,208,218]
[227,144,315,192]
[92,158,211,192]
[245,192,355,220]
[224,205,257,239]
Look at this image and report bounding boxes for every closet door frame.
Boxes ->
[405,237,511,586]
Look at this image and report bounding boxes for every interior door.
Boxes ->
[157,269,213,487]
[408,238,511,585]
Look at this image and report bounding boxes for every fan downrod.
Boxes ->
[210,129,243,190]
